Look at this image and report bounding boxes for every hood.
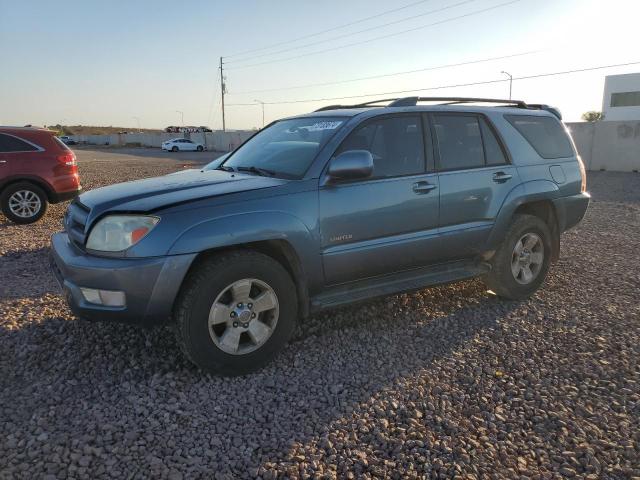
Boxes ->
[78,169,289,220]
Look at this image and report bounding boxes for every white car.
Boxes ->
[162,138,205,152]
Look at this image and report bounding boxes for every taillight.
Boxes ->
[57,152,76,167]
[577,155,587,192]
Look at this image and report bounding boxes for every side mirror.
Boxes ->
[327,150,373,182]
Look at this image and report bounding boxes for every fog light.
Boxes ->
[80,288,126,307]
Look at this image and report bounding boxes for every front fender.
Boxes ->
[167,210,321,289]
[167,211,314,254]
[486,179,560,249]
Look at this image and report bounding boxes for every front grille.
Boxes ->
[65,200,90,247]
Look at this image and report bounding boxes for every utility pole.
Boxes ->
[175,110,184,126]
[220,57,226,132]
[501,71,513,100]
[254,99,265,128]
[132,116,141,132]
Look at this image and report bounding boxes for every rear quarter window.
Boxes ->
[505,114,574,159]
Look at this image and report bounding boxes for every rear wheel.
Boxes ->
[174,251,298,375]
[196,145,204,152]
[1,182,48,224]
[483,214,552,300]
[171,146,179,152]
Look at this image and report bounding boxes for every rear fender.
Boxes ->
[487,180,560,250]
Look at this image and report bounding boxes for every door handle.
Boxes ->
[493,172,512,183]
[412,181,437,194]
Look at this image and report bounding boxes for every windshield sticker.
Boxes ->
[307,121,343,132]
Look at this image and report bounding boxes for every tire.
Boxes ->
[1,182,48,224]
[175,251,298,375]
[483,214,552,300]
[171,146,179,152]
[196,145,204,152]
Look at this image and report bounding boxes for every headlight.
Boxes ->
[86,215,159,252]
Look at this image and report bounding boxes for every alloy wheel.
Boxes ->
[511,232,544,285]
[208,278,279,355]
[8,190,42,219]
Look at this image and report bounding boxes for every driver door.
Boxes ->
[319,114,441,285]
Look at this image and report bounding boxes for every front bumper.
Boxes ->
[50,232,196,326]
[553,191,591,232]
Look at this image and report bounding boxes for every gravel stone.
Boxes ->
[1,150,639,479]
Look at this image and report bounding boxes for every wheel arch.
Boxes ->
[512,200,560,261]
[0,176,55,202]
[488,180,561,261]
[175,239,310,320]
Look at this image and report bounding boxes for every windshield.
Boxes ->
[221,117,346,178]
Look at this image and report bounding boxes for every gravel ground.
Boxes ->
[0,149,638,479]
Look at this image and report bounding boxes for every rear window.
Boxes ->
[0,133,39,153]
[432,115,507,171]
[505,115,574,159]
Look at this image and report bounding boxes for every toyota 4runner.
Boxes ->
[50,97,590,375]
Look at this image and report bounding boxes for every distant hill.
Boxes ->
[46,125,163,135]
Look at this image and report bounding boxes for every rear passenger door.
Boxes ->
[0,134,12,180]
[319,114,441,285]
[431,113,517,260]
[0,133,41,181]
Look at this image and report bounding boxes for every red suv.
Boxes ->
[0,127,81,224]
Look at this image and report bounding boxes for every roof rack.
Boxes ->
[387,96,528,108]
[314,98,399,112]
[314,96,562,119]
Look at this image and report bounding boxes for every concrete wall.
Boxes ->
[566,121,639,172]
[70,130,254,152]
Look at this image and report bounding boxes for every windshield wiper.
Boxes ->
[216,165,235,172]
[236,166,277,177]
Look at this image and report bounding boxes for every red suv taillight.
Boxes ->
[57,152,77,167]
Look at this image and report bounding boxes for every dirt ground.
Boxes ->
[0,151,638,479]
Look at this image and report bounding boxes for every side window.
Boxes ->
[433,115,484,170]
[338,116,425,178]
[0,133,38,153]
[479,118,507,165]
[505,115,574,159]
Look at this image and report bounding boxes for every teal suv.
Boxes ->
[50,97,590,375]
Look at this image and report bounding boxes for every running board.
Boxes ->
[311,260,490,312]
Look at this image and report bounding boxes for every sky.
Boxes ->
[1,0,638,130]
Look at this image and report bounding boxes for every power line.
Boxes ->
[224,0,523,71]
[228,50,541,96]
[224,0,434,59]
[224,0,477,65]
[225,60,640,106]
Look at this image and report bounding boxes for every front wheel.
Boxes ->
[1,182,48,224]
[174,251,298,375]
[196,145,204,152]
[171,146,179,152]
[483,214,552,300]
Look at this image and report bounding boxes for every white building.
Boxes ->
[602,73,640,121]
